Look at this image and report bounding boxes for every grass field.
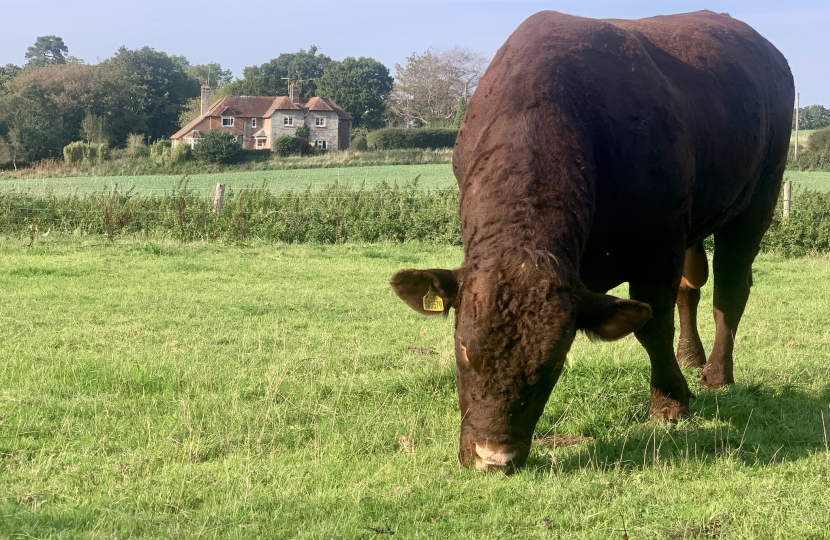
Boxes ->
[1,238,829,538]
[0,164,456,196]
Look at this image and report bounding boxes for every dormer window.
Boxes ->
[251,118,257,128]
[315,117,325,127]
[222,115,234,127]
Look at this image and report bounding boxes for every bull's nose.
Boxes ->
[474,444,517,471]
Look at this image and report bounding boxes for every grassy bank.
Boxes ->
[1,239,829,538]
[0,148,454,182]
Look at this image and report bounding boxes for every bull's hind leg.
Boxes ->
[676,243,709,368]
[701,183,780,390]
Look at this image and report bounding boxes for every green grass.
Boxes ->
[791,129,817,142]
[783,170,830,192]
[0,163,456,196]
[1,238,829,538]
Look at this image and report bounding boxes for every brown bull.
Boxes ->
[391,10,794,471]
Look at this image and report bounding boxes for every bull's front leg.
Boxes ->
[630,276,693,420]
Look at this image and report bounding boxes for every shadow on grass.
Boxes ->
[526,381,830,473]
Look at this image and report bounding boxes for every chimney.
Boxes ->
[200,82,211,117]
[289,82,301,105]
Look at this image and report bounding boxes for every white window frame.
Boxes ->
[315,140,327,150]
[284,116,293,126]
[315,117,325,127]
[222,116,234,127]
[251,118,257,128]
[255,138,267,149]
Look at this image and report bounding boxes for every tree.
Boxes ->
[0,64,21,94]
[223,46,330,97]
[97,47,200,142]
[187,63,233,88]
[178,97,203,128]
[793,104,830,130]
[192,130,240,163]
[453,97,466,129]
[316,57,393,129]
[80,113,110,145]
[387,46,487,127]
[25,35,69,67]
[0,82,63,163]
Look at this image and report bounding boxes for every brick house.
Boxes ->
[172,82,352,151]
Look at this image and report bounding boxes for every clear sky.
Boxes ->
[2,0,827,105]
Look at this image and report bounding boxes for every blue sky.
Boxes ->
[2,0,827,105]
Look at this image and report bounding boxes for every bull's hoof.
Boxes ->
[650,387,691,421]
[700,363,734,391]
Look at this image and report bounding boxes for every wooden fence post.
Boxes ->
[213,183,226,214]
[783,180,791,219]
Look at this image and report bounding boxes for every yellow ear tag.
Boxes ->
[423,287,445,312]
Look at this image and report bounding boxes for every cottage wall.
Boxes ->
[308,111,341,151]
[270,111,307,141]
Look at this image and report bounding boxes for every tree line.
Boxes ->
[0,36,487,168]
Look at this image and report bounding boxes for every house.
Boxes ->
[171,82,353,151]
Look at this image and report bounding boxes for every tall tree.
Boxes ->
[316,57,392,129]
[0,82,63,162]
[187,63,233,88]
[0,64,21,94]
[98,46,200,142]
[793,104,830,130]
[223,46,331,97]
[386,46,487,127]
[25,35,69,67]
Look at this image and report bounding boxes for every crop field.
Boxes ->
[2,165,829,198]
[0,164,456,197]
[1,238,829,538]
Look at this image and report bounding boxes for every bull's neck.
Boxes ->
[458,149,595,281]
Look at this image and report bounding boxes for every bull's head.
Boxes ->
[391,262,651,472]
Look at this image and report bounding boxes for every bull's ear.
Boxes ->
[390,268,459,316]
[576,291,651,341]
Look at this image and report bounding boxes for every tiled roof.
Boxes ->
[172,94,352,139]
[252,128,267,138]
[265,96,302,116]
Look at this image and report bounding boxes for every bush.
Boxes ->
[274,135,311,157]
[63,141,110,165]
[808,127,830,154]
[151,140,191,167]
[366,128,457,150]
[192,131,241,164]
[125,133,148,157]
[63,141,86,163]
[295,124,310,139]
[761,186,830,257]
[350,135,368,151]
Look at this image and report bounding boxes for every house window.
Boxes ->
[315,140,327,150]
[255,138,267,149]
[222,116,234,127]
[252,118,257,128]
[187,138,200,149]
[284,116,293,126]
[315,117,325,127]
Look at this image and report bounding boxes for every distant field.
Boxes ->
[1,164,828,197]
[783,170,830,192]
[0,164,456,196]
[791,129,816,143]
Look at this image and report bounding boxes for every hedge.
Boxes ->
[366,128,457,150]
[4,181,829,256]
